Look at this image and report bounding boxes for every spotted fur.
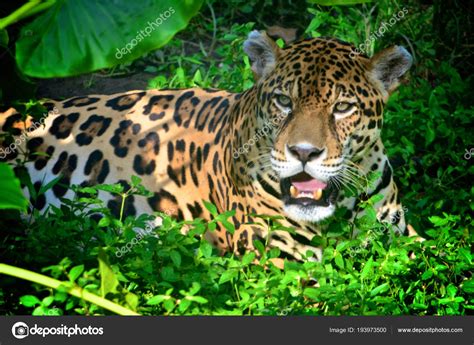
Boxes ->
[0,31,412,261]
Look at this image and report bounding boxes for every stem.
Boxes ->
[232,278,241,302]
[119,193,126,222]
[0,263,139,316]
[206,1,217,57]
[0,0,56,30]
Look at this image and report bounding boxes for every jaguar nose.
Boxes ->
[288,144,325,164]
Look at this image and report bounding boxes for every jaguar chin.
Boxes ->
[280,171,338,223]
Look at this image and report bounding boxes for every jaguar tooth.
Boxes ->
[290,186,298,198]
[313,189,323,200]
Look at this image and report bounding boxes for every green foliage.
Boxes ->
[0,262,138,315]
[0,179,471,315]
[147,22,255,92]
[383,62,474,232]
[0,163,28,211]
[6,0,203,77]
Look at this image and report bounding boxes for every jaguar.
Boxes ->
[0,30,413,261]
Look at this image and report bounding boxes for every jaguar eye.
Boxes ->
[334,102,355,113]
[276,94,292,108]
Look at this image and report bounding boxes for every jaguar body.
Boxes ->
[0,31,413,261]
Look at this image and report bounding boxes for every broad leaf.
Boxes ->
[16,0,203,77]
[69,264,85,282]
[98,249,119,297]
[20,295,41,307]
[0,163,28,212]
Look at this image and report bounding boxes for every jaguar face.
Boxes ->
[244,31,412,223]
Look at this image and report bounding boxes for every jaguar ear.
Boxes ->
[243,30,282,81]
[368,46,413,97]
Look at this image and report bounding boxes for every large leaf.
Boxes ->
[0,163,28,212]
[98,248,119,298]
[16,0,203,77]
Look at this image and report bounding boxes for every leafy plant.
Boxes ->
[1,0,203,77]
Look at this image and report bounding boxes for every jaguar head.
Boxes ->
[243,31,412,222]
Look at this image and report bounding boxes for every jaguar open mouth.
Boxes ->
[280,172,338,207]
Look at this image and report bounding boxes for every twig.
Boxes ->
[206,1,217,57]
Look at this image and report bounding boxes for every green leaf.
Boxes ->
[161,266,178,282]
[241,252,256,266]
[425,122,436,146]
[38,174,63,196]
[428,215,449,227]
[98,249,119,297]
[203,200,218,216]
[68,265,84,282]
[163,298,175,312]
[368,194,384,205]
[411,303,428,310]
[311,235,324,247]
[370,283,389,296]
[219,218,235,235]
[303,288,319,300]
[447,284,457,298]
[96,183,124,194]
[360,256,373,280]
[218,270,238,284]
[305,16,323,34]
[170,250,182,268]
[461,278,474,294]
[199,241,212,258]
[421,270,433,280]
[334,252,344,269]
[33,306,48,315]
[268,247,280,259]
[207,221,217,231]
[42,296,55,307]
[186,295,208,304]
[0,163,28,211]
[0,29,8,47]
[16,0,204,77]
[178,298,192,312]
[253,240,265,255]
[131,175,142,186]
[428,91,440,117]
[20,295,41,307]
[98,217,110,227]
[275,38,285,48]
[184,282,200,296]
[147,295,169,305]
[125,293,139,310]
